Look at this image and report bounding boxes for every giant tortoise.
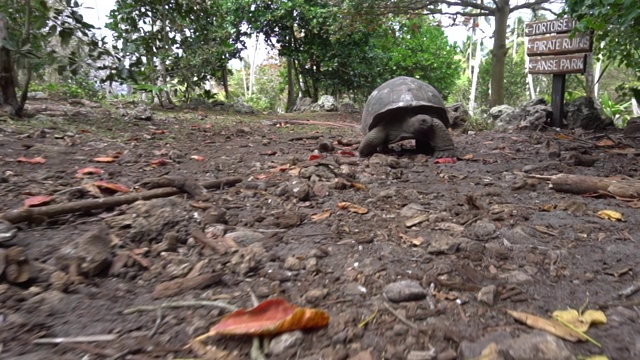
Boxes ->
[358,76,456,158]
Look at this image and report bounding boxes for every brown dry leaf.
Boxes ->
[93,157,117,163]
[191,155,206,161]
[150,158,169,166]
[595,138,615,147]
[192,298,329,341]
[539,203,556,212]
[605,147,639,155]
[507,310,585,342]
[351,182,367,191]
[16,156,46,164]
[271,164,291,172]
[310,210,332,221]
[399,233,425,246]
[75,167,104,178]
[462,153,475,160]
[555,133,574,140]
[337,202,368,214]
[23,195,54,207]
[94,181,130,193]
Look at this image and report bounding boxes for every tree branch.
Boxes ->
[509,0,552,13]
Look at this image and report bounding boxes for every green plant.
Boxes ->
[465,112,495,132]
[599,92,632,127]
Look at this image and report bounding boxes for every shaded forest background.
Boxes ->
[0,0,638,126]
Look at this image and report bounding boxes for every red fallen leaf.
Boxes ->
[94,181,130,193]
[24,195,54,207]
[309,153,323,161]
[75,167,104,177]
[94,157,117,163]
[254,173,272,180]
[16,156,46,164]
[434,157,458,164]
[193,298,329,340]
[150,158,169,166]
[191,155,205,161]
[151,129,167,135]
[78,129,91,134]
[336,150,356,157]
[271,164,291,172]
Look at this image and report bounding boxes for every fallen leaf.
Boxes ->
[150,158,169,166]
[75,167,104,177]
[399,233,425,246]
[539,204,556,212]
[581,356,609,360]
[555,133,574,140]
[337,150,356,157]
[191,155,205,161]
[462,154,474,160]
[434,157,457,164]
[151,129,167,135]
[94,181,130,193]
[310,210,331,221]
[271,164,291,172]
[16,156,46,164]
[507,310,585,342]
[337,202,368,214]
[93,157,116,163]
[552,309,607,333]
[351,182,367,191]
[192,298,329,340]
[23,195,54,207]
[308,153,322,161]
[254,173,272,180]
[260,150,278,156]
[605,147,639,155]
[595,138,615,147]
[596,209,623,221]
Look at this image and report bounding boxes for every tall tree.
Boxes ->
[338,0,558,107]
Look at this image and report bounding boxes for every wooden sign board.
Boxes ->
[527,33,592,56]
[528,54,587,75]
[525,18,577,36]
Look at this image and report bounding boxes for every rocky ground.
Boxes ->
[1,98,640,360]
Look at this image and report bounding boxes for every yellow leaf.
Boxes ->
[310,210,331,222]
[337,202,368,214]
[507,310,584,342]
[596,210,624,221]
[581,356,609,360]
[351,182,366,191]
[581,310,607,325]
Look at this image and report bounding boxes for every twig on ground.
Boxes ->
[123,300,238,315]
[33,334,119,344]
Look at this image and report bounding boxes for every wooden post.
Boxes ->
[551,74,566,128]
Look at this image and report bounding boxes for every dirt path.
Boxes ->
[1,103,639,360]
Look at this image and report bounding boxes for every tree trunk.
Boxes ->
[286,57,296,112]
[221,65,230,101]
[584,53,595,99]
[0,13,19,116]
[490,0,509,107]
[469,22,482,114]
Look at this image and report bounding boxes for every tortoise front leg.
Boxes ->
[426,119,457,158]
[358,127,388,157]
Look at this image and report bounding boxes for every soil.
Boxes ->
[1,98,640,360]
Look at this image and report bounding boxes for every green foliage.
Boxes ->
[0,0,112,111]
[374,16,462,100]
[566,0,640,78]
[229,59,287,112]
[599,92,632,127]
[476,40,528,108]
[30,74,104,101]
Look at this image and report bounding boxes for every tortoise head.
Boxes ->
[404,114,434,135]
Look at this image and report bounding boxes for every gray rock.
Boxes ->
[489,105,515,120]
[269,330,304,355]
[499,270,534,284]
[27,92,47,99]
[565,96,611,129]
[459,331,514,359]
[383,280,427,302]
[465,220,497,241]
[503,331,575,360]
[339,100,359,113]
[318,95,338,112]
[425,232,468,254]
[0,219,17,243]
[233,100,255,114]
[130,105,152,120]
[293,97,313,112]
[224,230,265,246]
[400,203,426,218]
[446,102,470,129]
[495,98,551,130]
[477,285,497,306]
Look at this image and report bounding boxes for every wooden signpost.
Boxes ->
[525,18,593,127]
